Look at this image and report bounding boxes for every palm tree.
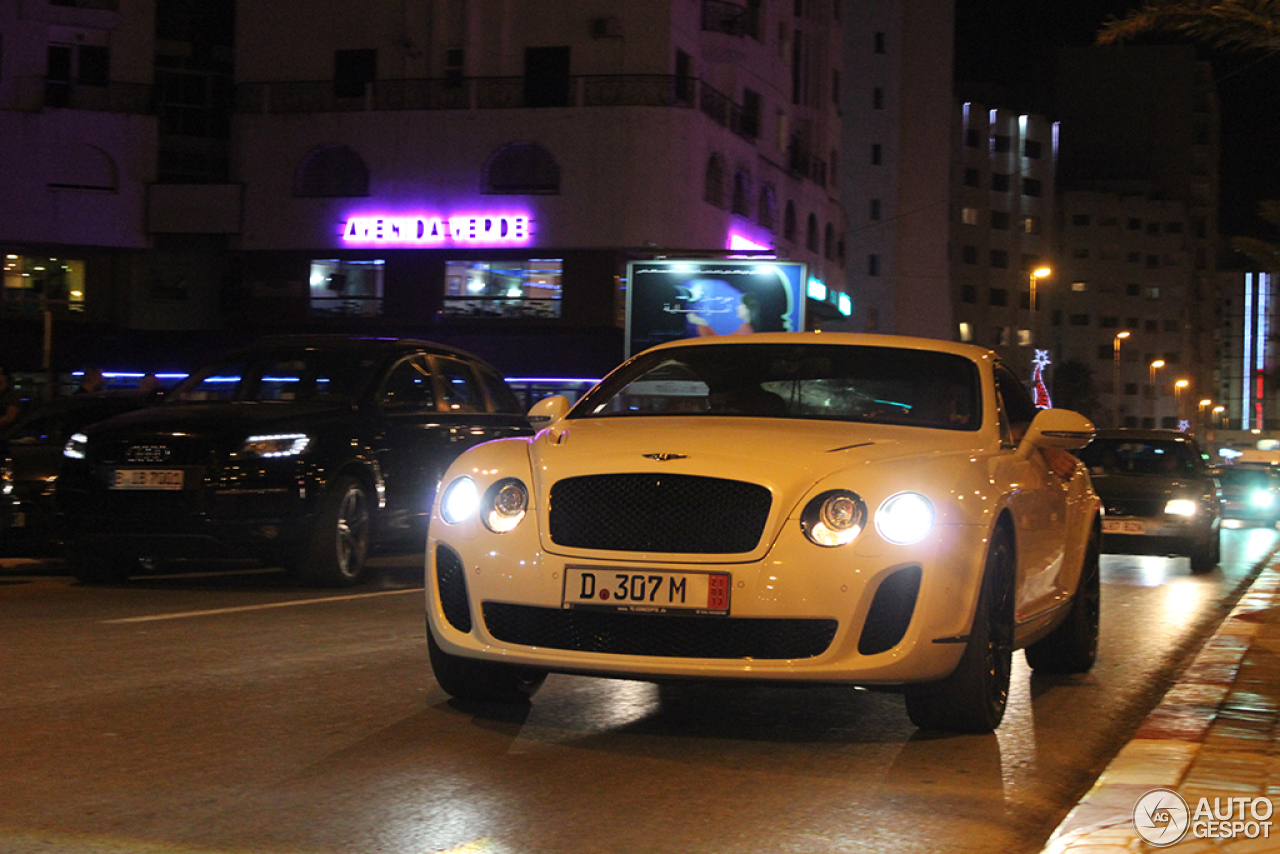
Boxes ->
[1097,1,1280,52]
[1099,2,1280,265]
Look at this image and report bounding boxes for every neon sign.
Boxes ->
[342,213,531,247]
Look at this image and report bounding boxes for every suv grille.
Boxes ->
[549,473,771,553]
[482,603,837,660]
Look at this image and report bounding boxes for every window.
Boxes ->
[806,213,819,251]
[990,249,1009,268]
[1072,214,1091,226]
[991,135,1011,153]
[2,255,86,313]
[1072,247,1090,259]
[308,259,384,317]
[872,86,884,109]
[961,206,978,225]
[1145,319,1159,333]
[705,153,726,208]
[1166,221,1184,234]
[1071,281,1088,292]
[436,358,486,412]
[295,145,369,197]
[965,128,981,148]
[379,356,436,411]
[825,223,836,259]
[963,167,980,187]
[1146,255,1159,269]
[1022,216,1039,234]
[1146,222,1160,235]
[989,288,1008,306]
[1127,251,1141,263]
[962,245,978,264]
[962,285,977,303]
[991,173,1010,191]
[444,47,465,88]
[1126,283,1140,296]
[991,211,1010,230]
[866,253,879,276]
[732,170,751,216]
[1127,218,1142,230]
[1164,319,1180,332]
[1069,314,1090,326]
[1024,139,1042,158]
[1100,316,1119,328]
[1146,286,1161,300]
[524,46,570,107]
[874,31,886,53]
[742,88,762,138]
[871,144,882,165]
[485,142,560,194]
[1022,178,1042,197]
[758,184,777,230]
[443,259,562,319]
[1097,344,1112,360]
[959,322,974,342]
[784,201,797,240]
[334,49,376,99]
[870,198,882,221]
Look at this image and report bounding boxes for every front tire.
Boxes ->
[1189,529,1220,575]
[905,527,1014,733]
[1026,522,1100,673]
[427,628,546,703]
[298,475,369,587]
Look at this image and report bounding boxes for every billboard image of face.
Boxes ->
[625,261,806,357]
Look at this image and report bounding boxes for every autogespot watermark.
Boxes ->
[1133,788,1274,846]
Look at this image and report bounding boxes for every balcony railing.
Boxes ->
[3,77,151,113]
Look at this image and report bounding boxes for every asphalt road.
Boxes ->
[2,527,1276,854]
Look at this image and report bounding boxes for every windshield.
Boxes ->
[572,343,982,430]
[168,351,378,403]
[1078,439,1199,477]
[1218,467,1278,489]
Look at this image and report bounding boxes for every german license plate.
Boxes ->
[1103,518,1145,534]
[563,566,730,615]
[112,469,184,490]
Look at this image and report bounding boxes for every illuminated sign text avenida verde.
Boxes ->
[343,213,530,246]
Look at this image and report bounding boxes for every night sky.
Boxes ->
[954,0,1280,241]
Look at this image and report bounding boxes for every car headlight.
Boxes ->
[440,476,479,525]
[1165,499,1198,517]
[1250,490,1275,509]
[238,433,311,458]
[801,490,866,547]
[875,492,935,545]
[483,478,529,533]
[63,432,88,460]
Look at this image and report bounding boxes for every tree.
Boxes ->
[1097,1,1280,52]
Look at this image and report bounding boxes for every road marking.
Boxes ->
[101,587,420,624]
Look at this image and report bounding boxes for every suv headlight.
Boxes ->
[64,432,88,460]
[238,433,311,458]
[1250,490,1275,509]
[1165,499,1198,517]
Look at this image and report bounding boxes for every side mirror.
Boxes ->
[1018,409,1095,457]
[528,395,570,427]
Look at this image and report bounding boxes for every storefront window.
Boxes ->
[308,258,384,317]
[443,259,562,319]
[2,255,86,313]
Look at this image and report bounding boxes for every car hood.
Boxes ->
[528,416,984,506]
[82,401,352,443]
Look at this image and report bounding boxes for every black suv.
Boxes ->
[56,336,532,585]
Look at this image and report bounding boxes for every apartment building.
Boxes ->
[0,0,848,384]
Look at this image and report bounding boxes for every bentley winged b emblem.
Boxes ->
[642,452,687,462]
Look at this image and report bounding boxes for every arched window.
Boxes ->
[49,144,117,191]
[758,184,776,231]
[806,213,819,251]
[295,145,369,197]
[824,223,835,259]
[783,200,797,241]
[732,170,751,216]
[484,142,560,194]
[704,153,726,208]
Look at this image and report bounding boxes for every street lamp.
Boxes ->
[1149,359,1166,425]
[1199,398,1213,435]
[1174,379,1189,424]
[1113,331,1130,428]
[1213,405,1226,431]
[1029,266,1052,313]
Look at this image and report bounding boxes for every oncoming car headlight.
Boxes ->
[64,432,88,460]
[1165,498,1198,517]
[239,433,311,458]
[440,476,479,525]
[801,490,866,547]
[483,478,529,533]
[875,492,935,545]
[1250,490,1275,509]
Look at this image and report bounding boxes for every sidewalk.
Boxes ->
[1041,561,1280,853]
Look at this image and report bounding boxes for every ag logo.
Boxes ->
[1133,788,1190,846]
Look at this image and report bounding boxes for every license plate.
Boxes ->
[1103,518,1145,534]
[563,566,730,615]
[112,469,184,490]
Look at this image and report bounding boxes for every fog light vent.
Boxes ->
[858,565,922,655]
[435,544,472,632]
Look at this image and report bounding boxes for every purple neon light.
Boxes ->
[342,212,532,246]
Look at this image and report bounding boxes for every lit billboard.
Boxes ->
[625,260,806,357]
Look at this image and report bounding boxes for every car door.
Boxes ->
[372,353,456,539]
[991,363,1071,619]
[431,356,529,450]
